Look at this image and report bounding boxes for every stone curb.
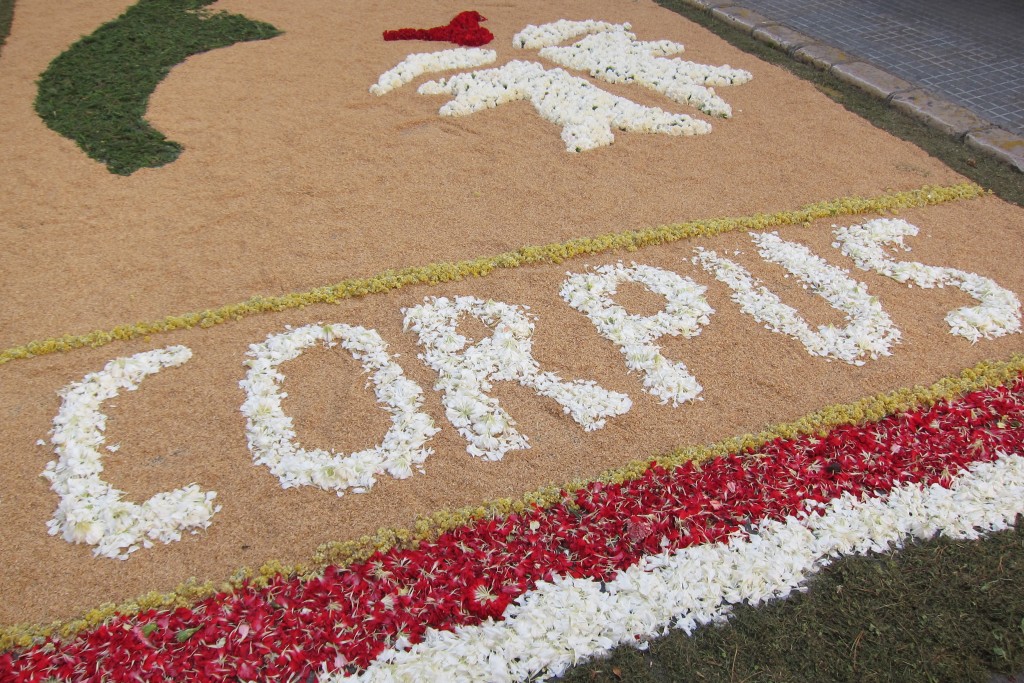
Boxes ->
[792,43,857,70]
[752,23,815,53]
[831,62,915,101]
[709,6,771,33]
[966,128,1024,173]
[890,89,996,138]
[674,0,1024,173]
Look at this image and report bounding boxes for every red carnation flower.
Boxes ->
[383,11,494,47]
[625,516,654,543]
[464,578,512,620]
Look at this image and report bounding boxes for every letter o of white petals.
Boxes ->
[240,324,439,496]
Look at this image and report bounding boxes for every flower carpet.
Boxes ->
[0,0,1022,681]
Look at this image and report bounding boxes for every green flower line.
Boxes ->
[0,182,987,366]
[34,0,280,175]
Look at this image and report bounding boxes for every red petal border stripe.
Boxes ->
[3,375,1023,681]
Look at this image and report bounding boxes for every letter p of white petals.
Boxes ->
[42,346,219,560]
[403,296,632,460]
[833,218,1021,343]
[561,262,713,406]
[240,324,439,496]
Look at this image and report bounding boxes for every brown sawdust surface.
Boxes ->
[1,0,1022,626]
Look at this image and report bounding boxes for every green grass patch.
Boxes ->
[0,0,14,56]
[654,0,1024,209]
[560,517,1024,683]
[34,0,280,175]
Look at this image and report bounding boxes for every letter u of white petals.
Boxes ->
[695,232,901,364]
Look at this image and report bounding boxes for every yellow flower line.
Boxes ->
[0,181,986,367]
[3,350,1022,651]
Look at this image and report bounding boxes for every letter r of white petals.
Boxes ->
[403,296,632,460]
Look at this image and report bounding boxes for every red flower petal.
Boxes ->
[382,11,494,47]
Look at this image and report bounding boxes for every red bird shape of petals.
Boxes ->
[383,10,494,47]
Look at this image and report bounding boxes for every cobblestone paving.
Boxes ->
[730,0,1024,136]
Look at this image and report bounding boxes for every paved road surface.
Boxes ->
[727,0,1024,136]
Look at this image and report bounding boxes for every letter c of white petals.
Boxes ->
[42,346,219,560]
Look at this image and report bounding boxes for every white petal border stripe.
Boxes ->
[328,451,1024,682]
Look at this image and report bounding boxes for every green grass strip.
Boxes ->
[655,0,1024,210]
[35,0,280,175]
[0,0,14,56]
[3,351,1020,651]
[0,181,985,367]
[558,518,1024,683]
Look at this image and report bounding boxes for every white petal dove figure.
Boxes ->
[419,60,711,152]
[370,47,497,95]
[533,24,752,117]
[372,18,753,151]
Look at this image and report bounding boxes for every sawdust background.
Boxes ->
[0,0,1021,625]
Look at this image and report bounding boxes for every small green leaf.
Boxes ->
[174,626,201,643]
[140,623,158,637]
